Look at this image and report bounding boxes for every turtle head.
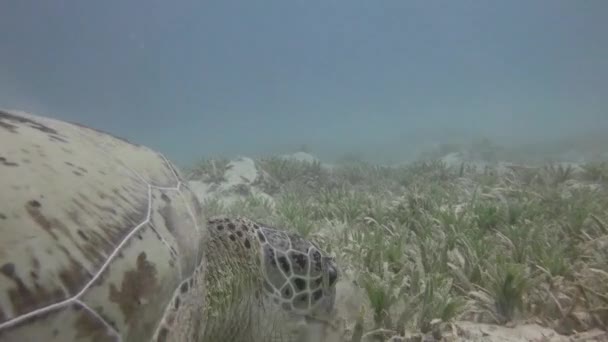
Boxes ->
[257,226,339,321]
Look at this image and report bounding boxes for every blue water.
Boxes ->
[1,0,607,166]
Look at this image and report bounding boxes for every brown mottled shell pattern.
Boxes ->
[0,110,204,341]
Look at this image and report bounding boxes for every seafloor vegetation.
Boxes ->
[184,143,608,341]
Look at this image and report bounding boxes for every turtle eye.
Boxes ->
[327,265,338,286]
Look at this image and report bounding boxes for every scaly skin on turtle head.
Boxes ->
[153,216,339,341]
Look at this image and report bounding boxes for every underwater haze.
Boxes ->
[1,0,607,166]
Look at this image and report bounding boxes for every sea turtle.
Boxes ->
[0,109,339,342]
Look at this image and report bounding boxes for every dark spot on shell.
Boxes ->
[73,170,83,176]
[26,199,78,241]
[278,256,290,274]
[0,118,18,132]
[253,223,260,230]
[58,257,91,295]
[312,289,323,302]
[229,234,236,241]
[0,156,18,167]
[109,252,158,324]
[0,213,6,219]
[244,239,251,249]
[180,280,189,293]
[236,230,243,238]
[294,278,306,292]
[216,225,224,230]
[228,222,236,230]
[241,225,248,232]
[148,224,164,242]
[77,230,89,241]
[174,296,180,309]
[49,135,68,143]
[1,263,16,277]
[257,231,266,243]
[1,262,65,316]
[161,193,171,203]
[313,277,323,288]
[0,110,59,135]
